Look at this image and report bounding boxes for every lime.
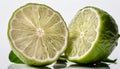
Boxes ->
[8,3,68,66]
[65,6,119,64]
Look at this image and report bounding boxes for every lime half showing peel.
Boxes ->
[65,6,119,64]
[8,3,68,66]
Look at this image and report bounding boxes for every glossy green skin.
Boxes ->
[8,3,68,66]
[66,6,119,64]
[9,51,24,64]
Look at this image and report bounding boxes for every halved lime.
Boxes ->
[8,3,68,66]
[65,6,119,63]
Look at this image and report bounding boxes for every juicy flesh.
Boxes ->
[9,5,67,61]
[68,8,99,58]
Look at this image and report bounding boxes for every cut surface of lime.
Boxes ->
[65,6,119,63]
[8,3,68,66]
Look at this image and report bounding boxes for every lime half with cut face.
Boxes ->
[65,6,119,64]
[8,3,68,66]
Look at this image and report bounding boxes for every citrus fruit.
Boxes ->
[8,3,68,66]
[65,6,119,64]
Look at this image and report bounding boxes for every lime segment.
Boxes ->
[8,3,68,66]
[67,8,99,58]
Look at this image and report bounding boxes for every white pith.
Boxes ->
[9,5,68,62]
[69,8,100,59]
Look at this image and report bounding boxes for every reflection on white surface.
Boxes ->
[67,63,110,69]
[53,63,67,69]
[68,66,110,69]
[8,63,110,69]
[8,64,51,69]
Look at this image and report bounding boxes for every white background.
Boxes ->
[0,0,120,69]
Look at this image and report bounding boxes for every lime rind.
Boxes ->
[66,6,119,63]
